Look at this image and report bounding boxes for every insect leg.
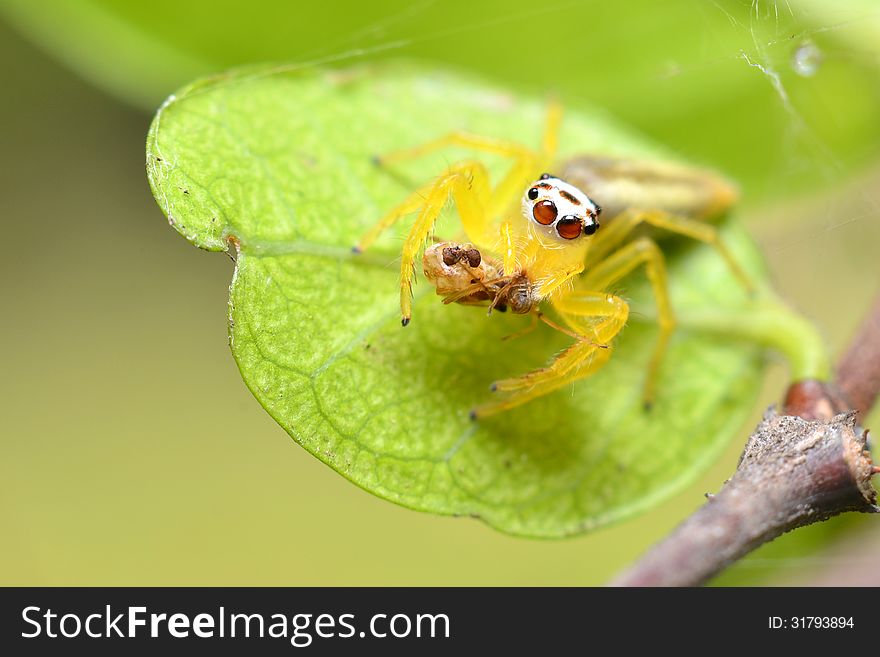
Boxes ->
[500,312,540,341]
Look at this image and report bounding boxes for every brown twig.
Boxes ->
[836,292,880,418]
[610,292,880,587]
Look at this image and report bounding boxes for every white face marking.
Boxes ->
[522,176,600,241]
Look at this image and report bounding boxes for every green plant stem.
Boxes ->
[678,294,832,381]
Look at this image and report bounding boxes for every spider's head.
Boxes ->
[522,173,601,241]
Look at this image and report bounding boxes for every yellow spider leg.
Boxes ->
[490,337,603,391]
[376,131,535,167]
[582,237,675,407]
[399,190,446,325]
[540,98,563,165]
[489,292,628,393]
[394,162,500,324]
[472,344,612,418]
[588,209,754,292]
[355,179,437,253]
[378,132,540,220]
[535,264,586,299]
[483,100,563,218]
[375,118,555,218]
[555,291,631,344]
[486,152,539,219]
[356,161,495,253]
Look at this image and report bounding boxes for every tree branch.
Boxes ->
[610,292,880,587]
[836,292,880,418]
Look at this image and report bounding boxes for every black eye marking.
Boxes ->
[527,187,539,200]
[558,190,581,205]
[582,220,599,236]
[593,204,602,216]
[556,215,582,240]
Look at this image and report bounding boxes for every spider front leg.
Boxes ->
[370,102,560,233]
[371,131,543,244]
[355,161,498,325]
[474,236,675,418]
[471,292,629,418]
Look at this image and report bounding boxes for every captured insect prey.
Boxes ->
[354,102,754,418]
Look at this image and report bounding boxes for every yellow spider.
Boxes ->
[355,104,753,418]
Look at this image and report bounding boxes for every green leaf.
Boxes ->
[147,63,770,537]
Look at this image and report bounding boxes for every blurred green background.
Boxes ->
[2,0,879,585]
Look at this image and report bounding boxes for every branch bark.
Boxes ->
[610,292,880,587]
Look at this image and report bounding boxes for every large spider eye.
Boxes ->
[582,220,599,236]
[556,216,582,240]
[533,200,557,225]
[527,187,539,200]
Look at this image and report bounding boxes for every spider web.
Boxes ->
[707,0,880,250]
